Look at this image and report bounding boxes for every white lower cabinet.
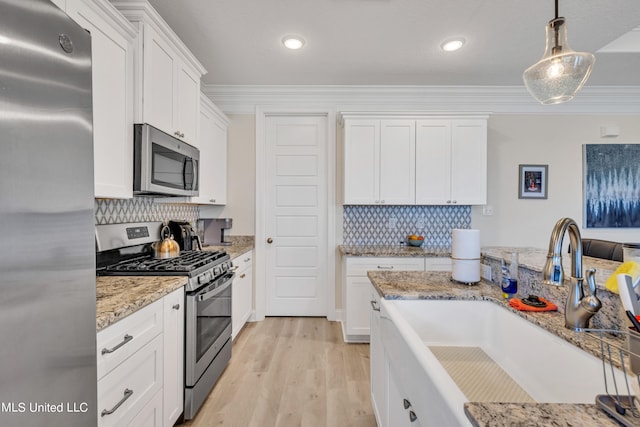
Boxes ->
[344,256,451,342]
[232,251,253,339]
[97,287,185,427]
[163,287,184,427]
[388,367,423,427]
[369,284,387,427]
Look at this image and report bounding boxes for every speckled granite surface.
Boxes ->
[96,276,187,331]
[202,235,254,259]
[339,244,451,257]
[463,402,621,427]
[367,270,630,427]
[97,237,255,332]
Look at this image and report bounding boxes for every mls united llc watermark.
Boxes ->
[1,401,89,414]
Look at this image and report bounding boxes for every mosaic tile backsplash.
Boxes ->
[95,198,199,225]
[343,205,471,249]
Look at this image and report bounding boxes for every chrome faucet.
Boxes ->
[543,217,602,330]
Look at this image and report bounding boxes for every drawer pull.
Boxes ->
[101,334,133,355]
[377,265,394,270]
[232,266,240,271]
[172,303,180,310]
[101,388,133,417]
[409,410,417,422]
[240,273,246,279]
[244,258,251,262]
[370,300,380,312]
[403,398,411,409]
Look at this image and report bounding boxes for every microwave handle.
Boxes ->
[183,157,197,191]
[192,158,198,191]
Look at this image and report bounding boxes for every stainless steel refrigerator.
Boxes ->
[0,1,97,426]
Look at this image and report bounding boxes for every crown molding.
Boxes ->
[201,84,640,115]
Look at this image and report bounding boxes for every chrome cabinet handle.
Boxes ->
[210,199,216,203]
[376,265,394,269]
[409,410,417,422]
[244,258,251,262]
[101,334,133,355]
[101,389,133,417]
[370,300,380,312]
[172,303,180,310]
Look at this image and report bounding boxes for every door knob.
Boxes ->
[267,238,273,244]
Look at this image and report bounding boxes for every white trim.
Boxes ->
[254,106,337,321]
[202,84,640,115]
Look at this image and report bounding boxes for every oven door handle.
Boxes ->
[197,272,235,302]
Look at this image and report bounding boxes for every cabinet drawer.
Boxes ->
[232,251,253,275]
[346,257,425,276]
[97,298,163,380]
[98,334,163,427]
[425,257,452,272]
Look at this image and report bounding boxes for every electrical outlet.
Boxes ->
[388,215,397,230]
[481,264,492,281]
[482,205,494,216]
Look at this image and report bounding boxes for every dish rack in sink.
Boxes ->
[585,328,640,426]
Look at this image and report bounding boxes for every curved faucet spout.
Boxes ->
[542,217,601,330]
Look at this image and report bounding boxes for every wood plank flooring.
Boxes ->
[182,317,376,427]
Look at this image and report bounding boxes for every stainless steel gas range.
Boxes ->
[96,222,233,420]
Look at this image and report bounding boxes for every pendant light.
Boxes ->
[523,0,595,105]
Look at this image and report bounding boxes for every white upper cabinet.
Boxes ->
[343,118,415,205]
[189,94,228,205]
[66,0,136,199]
[416,119,487,205]
[112,0,207,146]
[341,113,488,206]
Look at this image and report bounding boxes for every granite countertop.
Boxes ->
[339,244,451,257]
[367,270,626,427]
[96,276,187,331]
[96,236,255,332]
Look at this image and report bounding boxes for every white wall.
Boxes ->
[472,115,640,248]
[218,112,640,249]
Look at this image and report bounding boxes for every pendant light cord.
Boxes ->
[553,0,561,53]
[555,0,559,19]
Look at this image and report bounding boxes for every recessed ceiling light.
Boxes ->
[282,36,305,50]
[440,38,465,52]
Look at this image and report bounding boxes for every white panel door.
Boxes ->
[380,120,415,204]
[415,120,452,204]
[266,115,327,316]
[451,120,488,205]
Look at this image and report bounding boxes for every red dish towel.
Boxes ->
[509,297,558,312]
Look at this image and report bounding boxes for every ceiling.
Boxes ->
[146,0,640,87]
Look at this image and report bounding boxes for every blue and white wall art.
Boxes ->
[584,144,640,228]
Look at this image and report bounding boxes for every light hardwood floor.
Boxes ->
[182,317,376,427]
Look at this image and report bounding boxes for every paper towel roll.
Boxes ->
[452,259,481,283]
[451,229,480,260]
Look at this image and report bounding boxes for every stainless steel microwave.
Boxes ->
[133,124,199,197]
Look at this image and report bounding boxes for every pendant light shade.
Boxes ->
[523,6,595,105]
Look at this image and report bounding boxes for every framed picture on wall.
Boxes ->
[584,144,640,228]
[518,164,548,199]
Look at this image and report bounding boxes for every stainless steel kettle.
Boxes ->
[151,225,180,259]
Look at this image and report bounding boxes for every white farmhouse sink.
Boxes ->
[380,299,628,426]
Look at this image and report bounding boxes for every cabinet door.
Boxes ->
[232,253,253,339]
[379,120,415,204]
[388,367,423,427]
[345,276,374,337]
[370,285,387,427]
[175,64,200,144]
[415,120,451,204]
[209,117,228,204]
[67,0,134,199]
[450,120,487,205]
[343,120,379,204]
[143,26,175,136]
[163,288,184,427]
